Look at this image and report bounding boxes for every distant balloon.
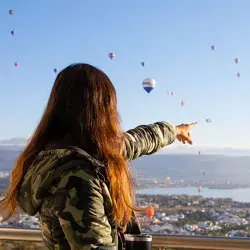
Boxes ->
[198,151,202,156]
[14,62,18,67]
[203,172,206,176]
[205,119,212,123]
[211,45,215,50]
[181,100,185,106]
[10,30,15,36]
[9,9,14,15]
[142,78,156,94]
[235,58,240,64]
[198,185,202,193]
[141,62,145,67]
[166,176,171,182]
[109,53,115,60]
[168,90,174,96]
[237,72,240,78]
[145,205,155,219]
[54,68,58,73]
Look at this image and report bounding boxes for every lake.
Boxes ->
[136,187,250,202]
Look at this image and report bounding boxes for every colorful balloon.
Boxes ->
[181,100,185,106]
[14,62,18,67]
[235,58,240,64]
[237,72,240,78]
[142,78,156,94]
[145,205,155,219]
[109,53,115,60]
[9,9,14,15]
[10,30,15,36]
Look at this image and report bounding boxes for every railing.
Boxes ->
[1,228,250,249]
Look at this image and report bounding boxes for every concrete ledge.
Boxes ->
[1,228,250,249]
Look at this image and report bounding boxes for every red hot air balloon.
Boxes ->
[145,205,155,219]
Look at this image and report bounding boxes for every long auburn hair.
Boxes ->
[0,63,136,229]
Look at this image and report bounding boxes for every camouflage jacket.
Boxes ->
[17,122,176,250]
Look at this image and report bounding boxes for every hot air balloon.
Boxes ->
[237,72,240,78]
[168,90,174,96]
[109,53,115,60]
[198,185,202,193]
[54,68,58,73]
[141,62,145,67]
[10,30,15,36]
[198,151,202,156]
[211,45,215,50]
[235,58,240,64]
[203,172,206,176]
[205,119,212,123]
[14,62,18,67]
[181,100,185,106]
[9,9,14,15]
[145,205,155,219]
[142,78,156,94]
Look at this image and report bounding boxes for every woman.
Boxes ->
[0,64,197,249]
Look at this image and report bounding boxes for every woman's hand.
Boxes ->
[175,122,198,145]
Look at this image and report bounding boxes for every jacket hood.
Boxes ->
[17,147,106,216]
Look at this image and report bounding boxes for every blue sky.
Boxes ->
[0,0,249,149]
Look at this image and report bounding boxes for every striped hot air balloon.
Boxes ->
[142,78,156,94]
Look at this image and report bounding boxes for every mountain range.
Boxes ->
[0,138,249,184]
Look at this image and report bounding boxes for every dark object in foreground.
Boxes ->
[125,234,152,250]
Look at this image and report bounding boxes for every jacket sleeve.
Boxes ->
[52,166,114,250]
[124,121,177,162]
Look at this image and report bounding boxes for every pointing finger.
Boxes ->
[189,122,198,128]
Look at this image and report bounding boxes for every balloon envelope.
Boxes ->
[9,9,14,15]
[145,205,155,219]
[54,68,57,73]
[109,53,115,60]
[14,62,18,67]
[141,62,145,67]
[11,30,15,36]
[235,58,240,64]
[142,78,156,93]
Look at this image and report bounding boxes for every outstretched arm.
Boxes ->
[124,121,177,162]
